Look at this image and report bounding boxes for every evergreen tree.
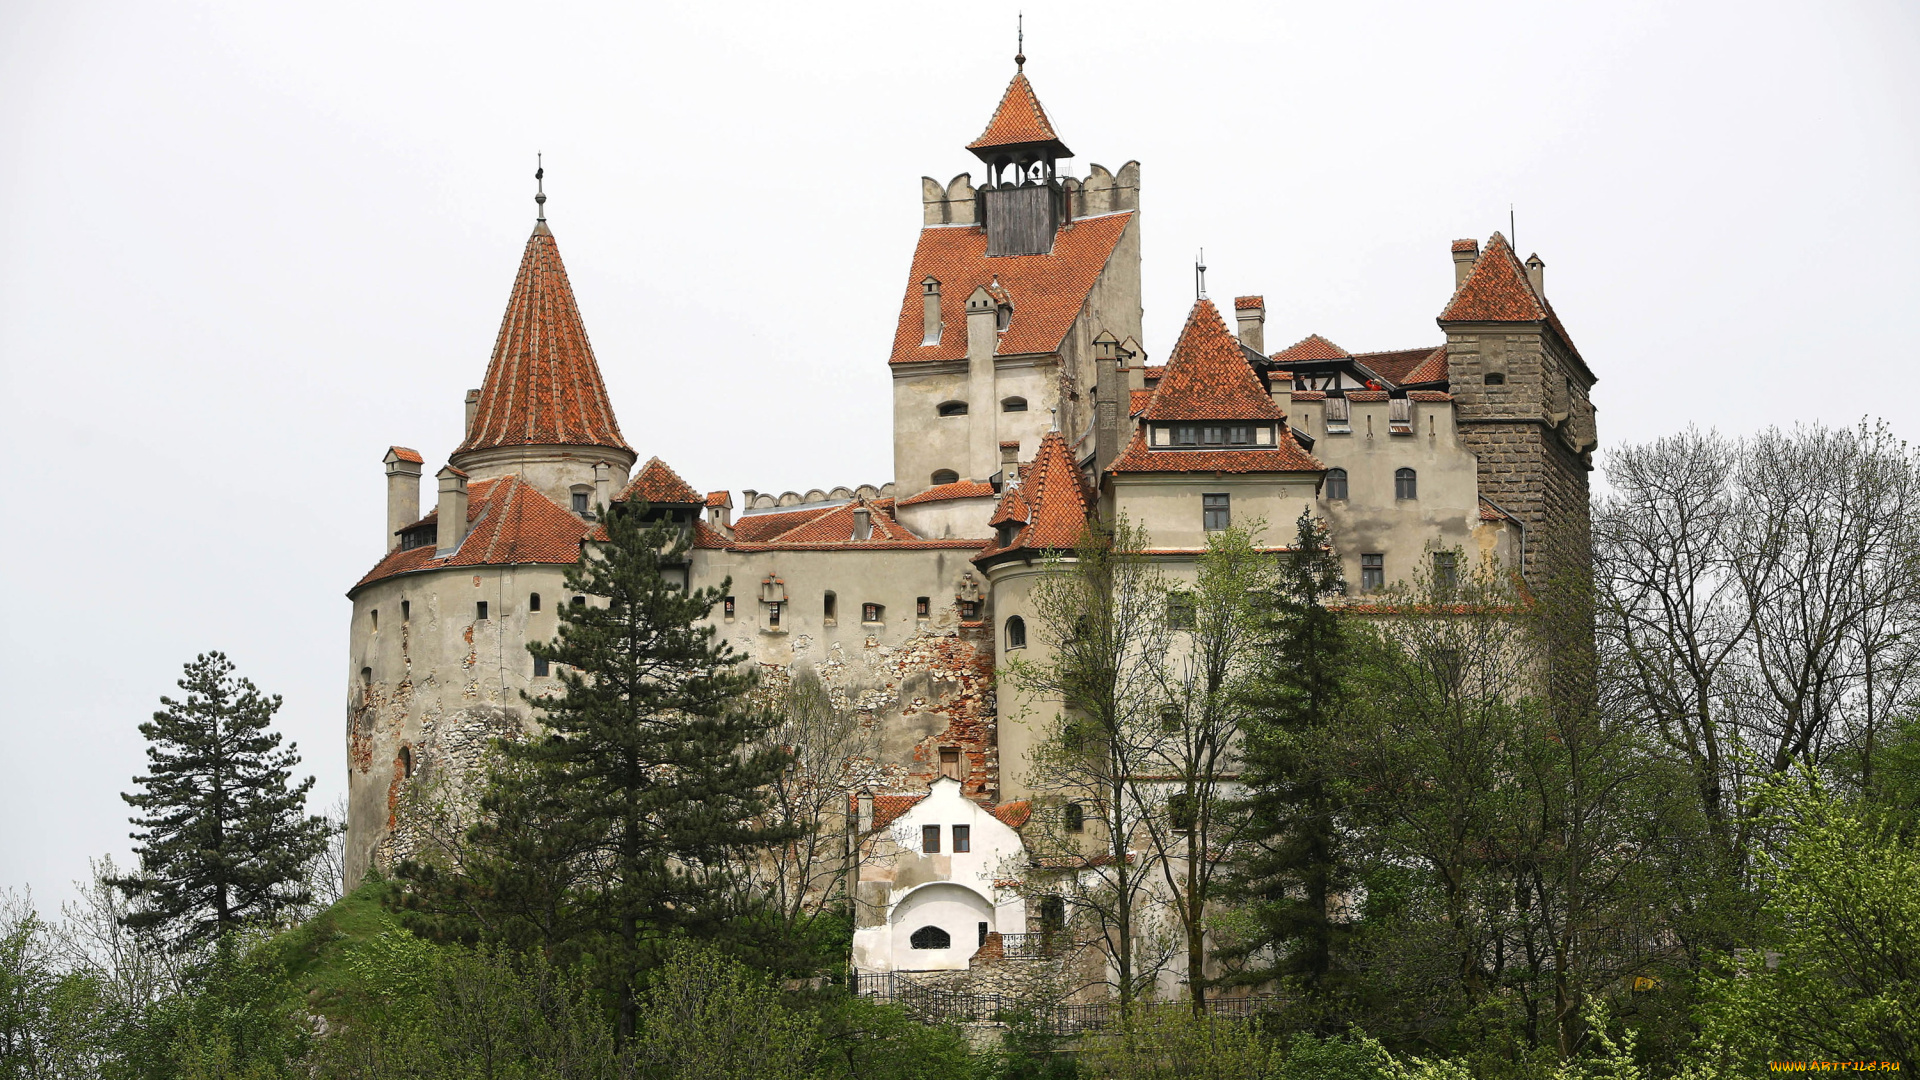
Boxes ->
[401,502,795,1044]
[110,652,328,952]
[1223,510,1354,1011]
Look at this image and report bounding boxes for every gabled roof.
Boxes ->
[618,456,702,505]
[1404,345,1449,384]
[722,501,984,552]
[352,475,591,592]
[976,429,1090,561]
[456,223,631,457]
[1270,334,1351,363]
[967,71,1070,156]
[385,446,424,465]
[890,212,1133,365]
[897,480,999,506]
[1439,232,1587,372]
[1139,300,1286,422]
[1353,346,1444,385]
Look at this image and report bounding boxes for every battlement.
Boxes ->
[921,162,1140,227]
[739,483,897,511]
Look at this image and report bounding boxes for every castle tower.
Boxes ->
[343,194,639,887]
[890,58,1143,505]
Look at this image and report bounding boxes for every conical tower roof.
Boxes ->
[976,429,1090,563]
[456,222,631,457]
[967,69,1072,160]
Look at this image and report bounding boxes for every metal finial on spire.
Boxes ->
[1195,248,1208,300]
[1015,12,1025,71]
[535,153,547,221]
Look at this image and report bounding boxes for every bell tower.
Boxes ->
[967,52,1073,256]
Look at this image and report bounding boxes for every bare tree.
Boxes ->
[752,668,881,927]
[1006,516,1177,1011]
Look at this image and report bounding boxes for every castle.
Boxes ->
[343,55,1598,984]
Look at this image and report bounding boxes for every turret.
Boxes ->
[967,54,1072,256]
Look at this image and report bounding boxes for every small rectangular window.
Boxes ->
[940,747,962,780]
[916,596,930,618]
[922,825,941,853]
[823,592,837,623]
[1168,592,1196,630]
[768,602,782,627]
[1389,396,1412,435]
[959,600,979,620]
[533,655,549,677]
[1361,554,1385,593]
[1227,424,1252,445]
[572,491,590,514]
[476,601,489,621]
[1433,552,1458,595]
[723,596,736,619]
[401,600,410,621]
[953,824,971,852]
[1202,425,1225,445]
[1203,493,1231,531]
[1326,396,1351,433]
[863,602,883,623]
[1173,423,1201,446]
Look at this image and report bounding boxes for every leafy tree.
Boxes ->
[629,945,818,1080]
[1222,510,1354,1014]
[110,653,328,953]
[396,501,795,1043]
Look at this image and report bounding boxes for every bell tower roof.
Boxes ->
[967,65,1072,162]
[455,208,631,459]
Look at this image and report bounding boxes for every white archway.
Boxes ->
[889,882,994,971]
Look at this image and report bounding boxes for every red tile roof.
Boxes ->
[1233,295,1265,310]
[618,456,702,505]
[1129,389,1154,415]
[989,800,1032,828]
[1346,390,1389,403]
[730,505,833,543]
[456,224,631,457]
[386,446,423,464]
[976,429,1090,561]
[705,491,730,508]
[967,72,1066,152]
[897,480,998,506]
[1408,390,1453,402]
[890,212,1134,365]
[1139,299,1287,422]
[1290,390,1326,402]
[1439,232,1585,370]
[1108,430,1324,475]
[1451,239,1480,254]
[352,475,591,592]
[1354,347,1442,385]
[757,501,915,545]
[1271,334,1350,362]
[720,501,985,552]
[1140,364,1166,381]
[870,794,924,830]
[1404,345,1449,384]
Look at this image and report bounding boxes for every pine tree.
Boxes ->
[110,652,328,952]
[1224,509,1354,1012]
[405,501,795,1044]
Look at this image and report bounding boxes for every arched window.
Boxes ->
[1395,468,1418,500]
[1005,615,1026,649]
[528,593,541,613]
[572,595,586,607]
[398,746,413,779]
[1001,396,1028,413]
[910,925,952,950]
[1485,371,1506,385]
[1063,802,1085,832]
[823,591,837,623]
[931,469,960,486]
[937,401,968,417]
[370,609,378,632]
[1325,468,1348,501]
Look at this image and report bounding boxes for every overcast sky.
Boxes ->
[3,0,1917,909]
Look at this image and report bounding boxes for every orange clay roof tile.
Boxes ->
[1270,334,1351,362]
[989,800,1033,828]
[386,446,424,464]
[1354,347,1443,385]
[1439,232,1586,370]
[617,456,702,505]
[1138,299,1286,422]
[1129,389,1153,415]
[1404,345,1449,384]
[890,212,1133,365]
[897,480,999,506]
[967,72,1066,152]
[1233,295,1265,310]
[456,224,631,456]
[352,475,591,593]
[1108,429,1325,474]
[976,429,1090,561]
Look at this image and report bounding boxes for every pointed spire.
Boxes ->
[454,219,632,457]
[1015,12,1025,72]
[1140,299,1287,422]
[967,55,1071,160]
[534,153,546,225]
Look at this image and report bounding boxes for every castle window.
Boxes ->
[863,602,884,623]
[1005,615,1027,649]
[940,747,962,780]
[572,595,586,607]
[1172,424,1201,447]
[1169,792,1197,832]
[360,666,372,686]
[1227,424,1253,445]
[953,824,971,852]
[768,602,782,628]
[916,596,931,618]
[1326,396,1351,433]
[1161,703,1183,733]
[910,925,951,950]
[1203,493,1231,531]
[1063,803,1085,832]
[1002,397,1028,413]
[980,921,989,947]
[1168,592,1197,630]
[476,601,489,621]
[1361,554,1385,593]
[534,655,549,677]
[398,746,413,779]
[931,469,960,486]
[1395,468,1418,500]
[723,596,736,619]
[1325,468,1349,501]
[959,599,979,620]
[401,600,410,621]
[922,824,941,853]
[937,401,969,417]
[1485,371,1506,385]
[824,591,837,624]
[1040,896,1066,934]
[370,609,378,632]
[1433,552,1458,595]
[573,491,589,514]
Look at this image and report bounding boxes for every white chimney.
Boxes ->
[1525,253,1545,297]
[1233,296,1265,353]
[436,465,470,553]
[593,461,613,516]
[1451,240,1479,287]
[383,446,423,551]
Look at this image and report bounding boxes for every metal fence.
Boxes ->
[853,971,1280,1036]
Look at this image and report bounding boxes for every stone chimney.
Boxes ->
[1525,253,1545,297]
[707,491,733,530]
[921,278,942,345]
[593,461,613,515]
[463,389,481,438]
[857,789,875,833]
[1122,336,1147,391]
[1233,296,1265,353]
[383,446,423,551]
[965,286,999,479]
[852,505,872,541]
[1451,240,1479,287]
[1000,440,1021,471]
[436,465,470,553]
[1093,331,1124,474]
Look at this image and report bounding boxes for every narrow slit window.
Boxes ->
[723,596,736,619]
[476,601,489,621]
[370,609,378,632]
[768,601,782,628]
[398,746,413,779]
[823,591,837,623]
[528,593,541,612]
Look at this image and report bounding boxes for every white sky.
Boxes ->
[3,0,1917,908]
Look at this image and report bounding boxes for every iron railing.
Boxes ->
[852,971,1279,1035]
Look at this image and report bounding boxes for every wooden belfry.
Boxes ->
[967,37,1073,257]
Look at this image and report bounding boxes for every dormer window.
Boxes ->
[572,492,589,514]
[996,304,1012,332]
[1163,423,1264,448]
